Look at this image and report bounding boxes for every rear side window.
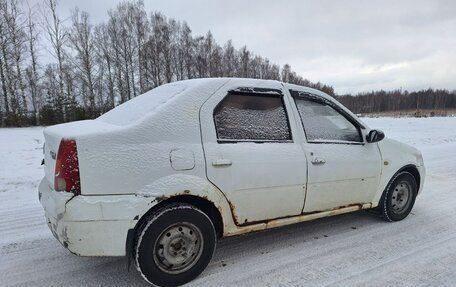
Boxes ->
[294,97,362,143]
[214,93,291,142]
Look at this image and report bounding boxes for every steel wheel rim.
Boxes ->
[153,222,204,274]
[391,181,412,214]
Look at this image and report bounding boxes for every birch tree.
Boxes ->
[69,8,97,117]
[26,2,41,124]
[43,0,67,121]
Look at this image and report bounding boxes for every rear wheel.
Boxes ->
[380,171,417,222]
[135,203,216,287]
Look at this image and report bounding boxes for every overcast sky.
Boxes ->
[30,0,456,94]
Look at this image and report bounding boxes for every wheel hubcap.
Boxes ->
[153,222,203,274]
[391,181,411,214]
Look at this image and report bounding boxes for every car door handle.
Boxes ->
[311,157,326,165]
[212,159,232,167]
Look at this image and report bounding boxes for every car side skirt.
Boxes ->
[224,203,373,237]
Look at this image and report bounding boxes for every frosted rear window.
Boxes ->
[214,93,291,141]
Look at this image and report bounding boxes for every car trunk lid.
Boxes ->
[43,120,119,190]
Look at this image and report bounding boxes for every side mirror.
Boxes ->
[366,129,385,143]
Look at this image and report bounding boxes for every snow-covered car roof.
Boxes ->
[97,78,227,126]
[96,78,365,128]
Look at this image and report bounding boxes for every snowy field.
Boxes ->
[1,117,455,286]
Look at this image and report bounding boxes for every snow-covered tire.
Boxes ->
[135,203,216,287]
[380,171,417,222]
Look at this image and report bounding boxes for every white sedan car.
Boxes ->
[39,78,425,286]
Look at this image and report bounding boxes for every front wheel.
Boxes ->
[135,203,216,287]
[380,171,417,222]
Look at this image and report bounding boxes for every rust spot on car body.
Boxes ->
[225,203,372,237]
[227,200,240,225]
[154,195,168,203]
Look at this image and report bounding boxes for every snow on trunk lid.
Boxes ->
[42,120,119,190]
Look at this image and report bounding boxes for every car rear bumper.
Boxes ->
[38,178,152,256]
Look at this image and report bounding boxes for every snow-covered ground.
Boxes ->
[1,117,455,286]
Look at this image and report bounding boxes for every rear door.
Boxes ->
[200,81,308,225]
[288,89,382,212]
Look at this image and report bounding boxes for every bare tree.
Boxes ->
[69,8,96,117]
[26,2,41,124]
[94,23,116,109]
[105,1,147,103]
[43,0,67,121]
[238,46,250,78]
[193,36,207,78]
[171,21,190,81]
[0,0,30,125]
[222,40,236,77]
[132,0,148,93]
[210,44,223,77]
[106,10,127,103]
[8,0,28,120]
[0,0,10,125]
[180,22,194,79]
[281,64,291,83]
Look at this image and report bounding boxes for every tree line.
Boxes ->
[0,0,334,127]
[0,0,454,128]
[336,89,456,115]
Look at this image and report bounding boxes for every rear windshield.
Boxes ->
[97,82,187,126]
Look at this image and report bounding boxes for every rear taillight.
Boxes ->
[54,139,81,195]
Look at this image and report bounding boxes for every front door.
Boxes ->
[200,81,308,225]
[288,90,382,213]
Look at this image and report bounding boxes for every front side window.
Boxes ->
[293,96,362,143]
[214,93,291,142]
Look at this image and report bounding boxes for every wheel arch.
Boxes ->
[396,164,421,189]
[373,163,421,207]
[126,193,226,265]
[378,165,419,222]
[137,195,224,238]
